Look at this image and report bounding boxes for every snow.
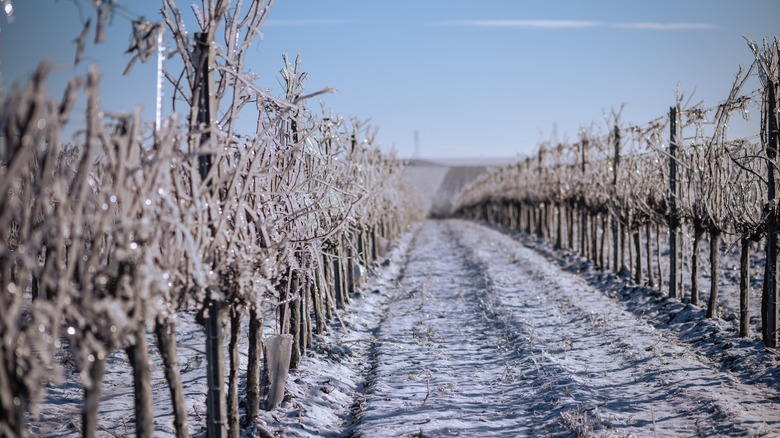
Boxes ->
[27,219,780,437]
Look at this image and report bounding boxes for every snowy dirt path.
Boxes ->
[350,220,780,437]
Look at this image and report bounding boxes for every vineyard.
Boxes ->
[4,0,780,436]
[0,1,421,437]
[454,37,780,348]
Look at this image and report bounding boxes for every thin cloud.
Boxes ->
[436,20,602,29]
[265,19,356,26]
[612,22,717,30]
[435,19,717,31]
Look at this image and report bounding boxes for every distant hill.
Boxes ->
[402,157,516,217]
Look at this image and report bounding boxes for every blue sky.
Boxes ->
[1,1,778,158]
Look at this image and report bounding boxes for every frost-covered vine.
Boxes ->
[454,36,778,346]
[0,1,422,437]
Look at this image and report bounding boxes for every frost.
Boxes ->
[0,0,424,435]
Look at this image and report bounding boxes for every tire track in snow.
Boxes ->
[453,219,780,437]
[351,220,780,437]
[351,220,539,436]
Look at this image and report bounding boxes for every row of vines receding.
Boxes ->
[0,1,424,437]
[453,36,780,349]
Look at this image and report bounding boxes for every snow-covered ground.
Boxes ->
[28,219,780,437]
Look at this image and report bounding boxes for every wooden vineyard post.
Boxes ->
[645,223,654,287]
[555,201,562,250]
[765,66,779,348]
[656,224,664,293]
[691,221,705,306]
[227,306,242,438]
[741,237,751,337]
[289,273,302,370]
[707,229,721,318]
[246,305,263,422]
[580,140,588,257]
[668,106,680,300]
[612,126,621,273]
[567,202,575,249]
[600,215,607,269]
[633,230,642,284]
[554,144,563,250]
[193,31,227,437]
[536,147,545,239]
[592,213,600,267]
